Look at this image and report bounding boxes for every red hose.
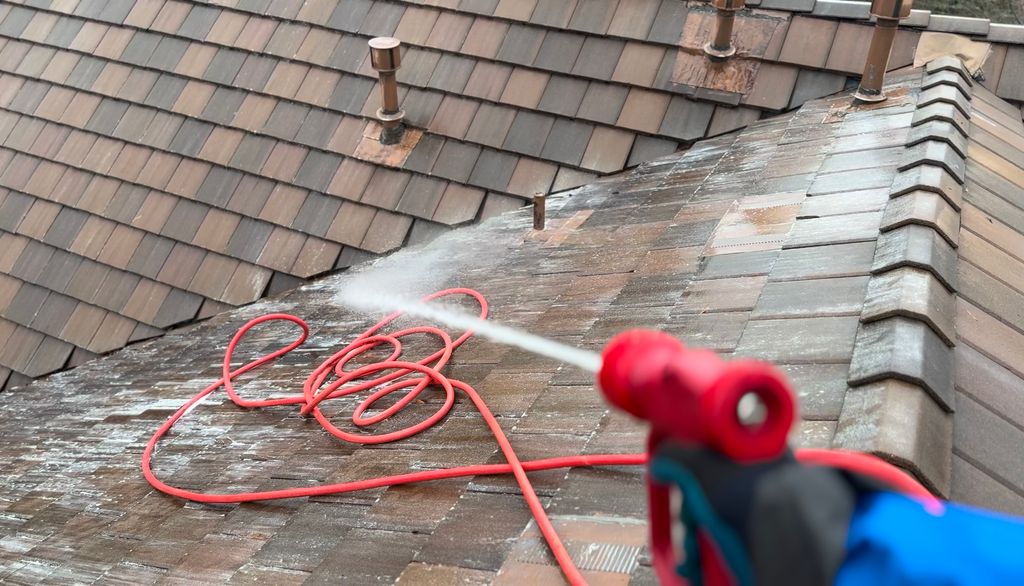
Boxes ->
[142,288,934,585]
[142,288,639,585]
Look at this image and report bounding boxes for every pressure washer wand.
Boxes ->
[598,330,798,585]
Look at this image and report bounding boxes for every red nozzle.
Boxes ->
[599,329,796,462]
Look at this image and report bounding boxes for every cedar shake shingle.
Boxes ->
[396,175,448,220]
[506,158,557,197]
[429,95,479,140]
[361,209,413,253]
[617,88,671,134]
[581,127,634,173]
[463,61,512,102]
[537,76,588,117]
[778,16,838,69]
[394,6,440,45]
[327,201,377,246]
[462,18,508,59]
[465,103,517,149]
[426,12,474,52]
[4,0,1024,423]
[571,36,624,80]
[532,0,577,28]
[499,68,549,109]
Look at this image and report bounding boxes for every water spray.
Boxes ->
[338,289,602,373]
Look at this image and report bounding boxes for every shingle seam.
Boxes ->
[0,33,602,198]
[833,64,975,496]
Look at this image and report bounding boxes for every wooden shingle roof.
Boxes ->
[0,61,1023,581]
[0,0,1023,391]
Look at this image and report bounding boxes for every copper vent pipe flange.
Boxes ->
[854,0,913,102]
[704,0,746,62]
[369,37,406,145]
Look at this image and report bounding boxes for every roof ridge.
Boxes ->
[336,0,1024,46]
[754,0,1024,41]
[832,58,974,496]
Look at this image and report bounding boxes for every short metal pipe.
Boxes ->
[854,18,899,102]
[377,71,400,113]
[709,11,736,54]
[704,0,745,61]
[533,194,546,231]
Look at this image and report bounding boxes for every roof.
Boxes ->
[2,61,1023,582]
[2,0,1024,391]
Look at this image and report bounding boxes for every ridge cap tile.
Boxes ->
[833,378,953,495]
[861,266,957,345]
[847,316,956,412]
[880,190,960,248]
[906,120,969,158]
[897,141,967,184]
[872,223,959,292]
[925,56,976,86]
[911,103,970,137]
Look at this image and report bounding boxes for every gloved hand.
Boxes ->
[653,441,1024,586]
[650,442,883,586]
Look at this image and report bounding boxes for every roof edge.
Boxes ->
[833,59,974,496]
[749,0,1024,44]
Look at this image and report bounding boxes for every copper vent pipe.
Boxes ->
[854,0,913,102]
[704,0,746,61]
[369,37,406,145]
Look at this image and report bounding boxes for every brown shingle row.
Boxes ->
[392,0,1024,56]
[398,0,1021,108]
[0,97,487,259]
[25,0,866,174]
[0,103,346,267]
[0,233,152,360]
[0,214,203,333]
[0,32,585,218]
[942,85,1024,512]
[19,0,967,207]
[7,0,1023,141]
[0,4,682,178]
[0,317,70,378]
[0,138,345,294]
[190,0,790,117]
[184,0,868,128]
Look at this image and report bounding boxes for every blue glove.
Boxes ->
[839,491,1024,586]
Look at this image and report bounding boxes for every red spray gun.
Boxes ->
[598,330,936,586]
[598,329,797,585]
